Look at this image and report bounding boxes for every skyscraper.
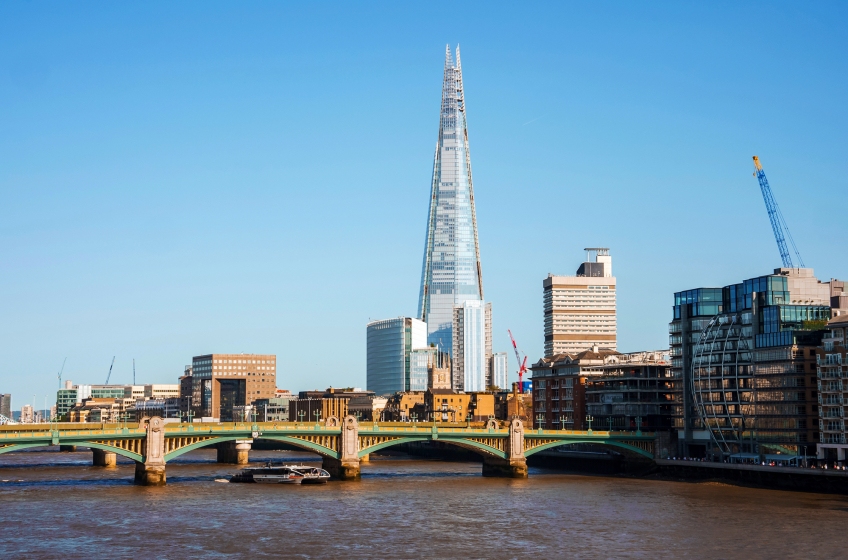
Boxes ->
[418,44,485,356]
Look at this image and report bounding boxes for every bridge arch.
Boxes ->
[357,435,506,459]
[163,435,340,462]
[524,439,654,460]
[0,442,144,463]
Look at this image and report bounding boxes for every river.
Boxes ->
[1,449,846,558]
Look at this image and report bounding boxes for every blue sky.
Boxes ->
[2,2,846,408]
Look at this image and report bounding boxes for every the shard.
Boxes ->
[418,45,485,354]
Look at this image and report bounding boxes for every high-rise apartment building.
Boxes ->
[366,317,427,396]
[19,404,34,424]
[671,267,839,458]
[418,45,489,355]
[452,300,492,392]
[189,353,277,421]
[816,314,848,465]
[491,352,509,390]
[0,394,11,419]
[543,248,617,357]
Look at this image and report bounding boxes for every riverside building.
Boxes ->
[529,347,620,430]
[670,267,840,459]
[585,351,681,432]
[366,317,427,395]
[543,248,617,357]
[418,45,491,357]
[816,314,848,466]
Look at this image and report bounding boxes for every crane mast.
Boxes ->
[507,329,528,390]
[105,356,115,385]
[752,156,804,268]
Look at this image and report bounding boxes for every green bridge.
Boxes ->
[0,416,657,485]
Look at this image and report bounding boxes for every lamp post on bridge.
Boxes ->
[607,417,614,433]
[636,416,642,436]
[297,410,306,425]
[586,415,594,435]
[466,411,473,428]
[535,413,545,431]
[410,412,418,424]
[313,410,322,427]
[559,416,567,431]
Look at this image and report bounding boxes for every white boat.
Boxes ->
[230,463,330,484]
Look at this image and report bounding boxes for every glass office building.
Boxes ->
[670,268,832,458]
[367,317,428,396]
[418,45,486,354]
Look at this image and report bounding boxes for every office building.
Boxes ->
[0,394,10,419]
[19,404,34,424]
[543,248,617,357]
[418,45,490,356]
[366,317,427,395]
[585,350,681,432]
[530,347,620,430]
[491,352,509,390]
[452,300,492,392]
[671,267,840,459]
[189,353,277,421]
[288,388,375,423]
[816,314,848,466]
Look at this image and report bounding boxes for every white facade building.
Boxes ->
[452,301,492,392]
[544,248,617,357]
[491,352,509,390]
[366,317,428,396]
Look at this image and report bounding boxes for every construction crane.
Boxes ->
[104,356,115,385]
[752,156,804,268]
[507,329,528,391]
[57,357,67,388]
[133,358,136,386]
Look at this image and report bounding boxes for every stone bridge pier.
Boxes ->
[134,416,166,486]
[481,418,528,478]
[92,449,117,467]
[322,416,361,480]
[217,440,252,464]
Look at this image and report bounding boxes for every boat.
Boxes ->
[229,463,331,484]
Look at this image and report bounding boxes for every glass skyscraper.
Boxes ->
[418,45,485,355]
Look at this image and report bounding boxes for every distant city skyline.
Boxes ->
[1,3,847,400]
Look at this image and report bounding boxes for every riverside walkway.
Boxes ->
[0,416,657,485]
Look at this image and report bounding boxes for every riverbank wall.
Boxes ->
[653,459,848,494]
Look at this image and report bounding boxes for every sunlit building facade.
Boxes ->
[418,45,488,355]
[671,268,834,458]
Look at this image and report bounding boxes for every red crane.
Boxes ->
[507,329,528,392]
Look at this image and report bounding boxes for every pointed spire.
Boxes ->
[455,44,461,70]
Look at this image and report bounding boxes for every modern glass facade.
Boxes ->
[409,347,438,392]
[492,352,509,390]
[671,269,832,457]
[366,317,428,396]
[418,45,485,353]
[452,300,487,392]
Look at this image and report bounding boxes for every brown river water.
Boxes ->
[1,448,846,558]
